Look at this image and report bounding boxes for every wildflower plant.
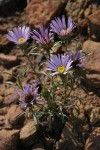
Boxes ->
[7,15,89,144]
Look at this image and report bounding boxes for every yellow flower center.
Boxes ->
[18,37,25,43]
[63,29,67,34]
[57,66,66,73]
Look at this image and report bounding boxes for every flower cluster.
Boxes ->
[7,15,86,131]
[8,16,76,46]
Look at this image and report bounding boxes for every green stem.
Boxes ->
[51,76,54,101]
[61,75,67,103]
[64,76,67,101]
[51,76,56,109]
[20,46,36,73]
[21,48,41,83]
[65,39,68,51]
[67,77,75,97]
[25,54,36,73]
[46,50,50,60]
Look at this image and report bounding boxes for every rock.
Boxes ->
[56,122,83,150]
[4,88,19,105]
[83,40,100,71]
[0,123,4,128]
[82,40,100,95]
[20,120,37,149]
[31,142,45,150]
[4,68,17,83]
[0,31,12,52]
[0,75,3,84]
[84,127,100,150]
[0,0,14,5]
[84,7,91,17]
[0,95,4,104]
[0,129,19,150]
[65,0,100,36]
[65,0,89,21]
[88,10,100,41]
[6,104,25,129]
[25,0,66,28]
[0,0,20,16]
[0,116,5,127]
[0,107,7,115]
[78,19,88,35]
[91,4,98,14]
[90,108,100,125]
[66,0,100,20]
[26,71,34,83]
[0,53,20,68]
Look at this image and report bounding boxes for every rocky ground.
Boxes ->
[0,0,100,150]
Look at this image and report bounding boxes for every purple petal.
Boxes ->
[51,55,62,67]
[40,26,45,37]
[56,18,63,30]
[76,50,80,60]
[47,61,57,71]
[51,72,58,76]
[62,15,67,29]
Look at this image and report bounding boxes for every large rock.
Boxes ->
[0,0,19,16]
[0,0,12,6]
[65,0,99,36]
[0,107,7,115]
[31,142,45,150]
[90,108,100,125]
[0,53,20,68]
[6,104,25,129]
[0,95,4,104]
[66,0,91,21]
[20,121,37,149]
[57,122,83,150]
[0,129,19,150]
[25,0,67,28]
[88,10,100,41]
[84,127,100,150]
[0,116,5,128]
[0,75,3,84]
[66,0,99,21]
[83,40,100,71]
[0,0,26,17]
[82,40,100,95]
[4,87,19,105]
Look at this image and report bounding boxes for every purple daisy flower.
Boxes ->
[50,15,76,36]
[7,26,30,45]
[18,83,39,109]
[31,26,52,46]
[47,54,73,76]
[65,50,84,68]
